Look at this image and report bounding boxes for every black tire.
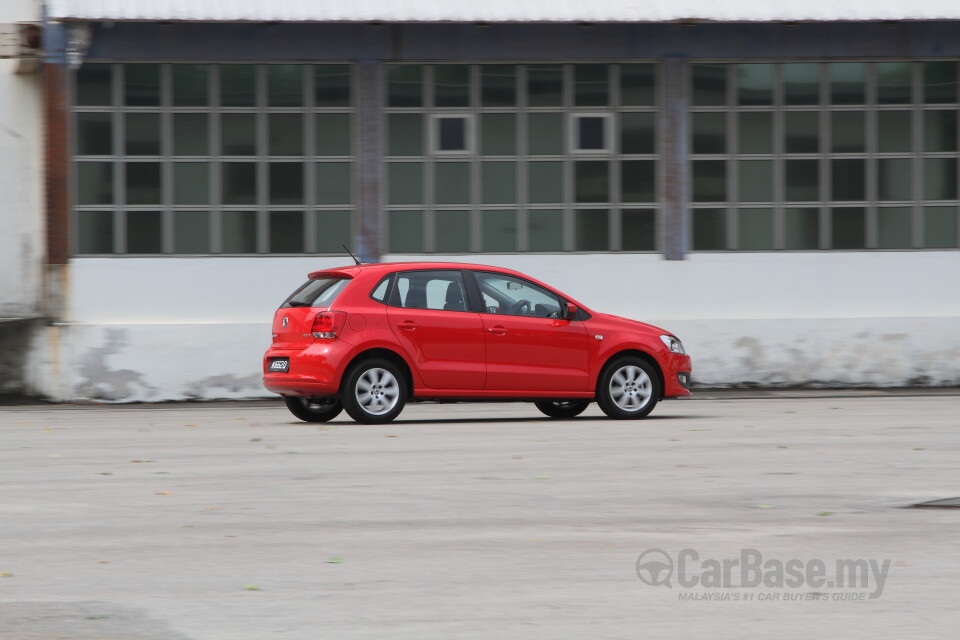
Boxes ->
[596,357,660,419]
[534,399,590,419]
[284,396,343,423]
[340,358,407,424]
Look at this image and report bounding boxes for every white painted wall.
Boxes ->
[26,252,960,402]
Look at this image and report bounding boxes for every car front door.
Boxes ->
[386,270,486,390]
[470,271,590,392]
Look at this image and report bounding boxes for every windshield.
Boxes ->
[281,277,350,308]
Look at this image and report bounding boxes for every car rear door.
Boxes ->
[386,270,486,390]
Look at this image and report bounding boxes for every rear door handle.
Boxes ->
[488,326,507,335]
[399,320,416,331]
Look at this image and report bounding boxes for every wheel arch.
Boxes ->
[342,348,416,398]
[597,349,665,399]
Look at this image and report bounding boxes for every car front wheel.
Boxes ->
[284,396,343,423]
[341,358,407,424]
[534,400,590,419]
[596,357,660,419]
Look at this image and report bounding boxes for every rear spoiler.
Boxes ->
[308,267,360,280]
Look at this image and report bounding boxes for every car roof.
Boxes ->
[308,262,523,280]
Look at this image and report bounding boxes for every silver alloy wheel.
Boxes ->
[355,367,400,416]
[608,365,653,412]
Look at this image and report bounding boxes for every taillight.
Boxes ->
[311,311,347,339]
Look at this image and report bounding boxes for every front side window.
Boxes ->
[474,272,562,318]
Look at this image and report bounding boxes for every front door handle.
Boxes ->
[487,326,508,335]
[399,320,416,331]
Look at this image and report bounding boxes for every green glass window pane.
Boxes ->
[783,63,820,105]
[738,112,773,154]
[924,62,957,104]
[76,162,114,205]
[124,64,160,106]
[173,211,210,254]
[435,163,470,205]
[691,113,725,154]
[315,65,352,107]
[621,160,656,203]
[831,111,865,153]
[924,111,957,152]
[269,113,303,156]
[620,112,655,155]
[269,163,303,205]
[269,211,304,253]
[434,65,470,108]
[172,65,208,106]
[388,163,423,205]
[173,163,210,205]
[126,211,162,254]
[784,208,820,249]
[268,65,303,107]
[692,209,728,250]
[222,163,257,205]
[76,113,112,155]
[481,65,516,107]
[692,160,726,202]
[575,210,608,251]
[316,162,353,205]
[877,111,911,153]
[221,114,257,156]
[574,161,609,203]
[387,65,422,108]
[924,158,958,200]
[481,113,516,155]
[737,64,773,106]
[126,162,161,204]
[221,211,258,253]
[528,210,563,251]
[528,65,563,107]
[738,208,774,250]
[829,63,865,105]
[574,64,608,107]
[924,206,958,248]
[435,210,471,253]
[77,211,114,253]
[692,64,726,106]
[831,208,865,249]
[387,113,422,156]
[784,112,819,154]
[481,162,516,204]
[528,113,563,155]
[528,162,562,204]
[878,159,912,201]
[785,159,819,201]
[877,207,912,249]
[125,113,160,156]
[622,209,656,251]
[481,210,517,252]
[173,114,208,156]
[315,210,352,253]
[620,64,655,106]
[738,161,773,202]
[76,63,112,106]
[876,62,912,105]
[221,65,256,107]
[832,159,865,201]
[316,113,351,156]
[389,210,424,253]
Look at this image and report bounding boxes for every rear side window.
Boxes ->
[388,270,468,311]
[281,277,350,308]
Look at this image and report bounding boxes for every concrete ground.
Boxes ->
[1,393,959,639]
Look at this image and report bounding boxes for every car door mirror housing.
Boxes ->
[565,302,578,320]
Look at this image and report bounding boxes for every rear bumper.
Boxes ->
[662,353,693,397]
[262,341,351,397]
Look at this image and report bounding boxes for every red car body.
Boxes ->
[263,262,691,423]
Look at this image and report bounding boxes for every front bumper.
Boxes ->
[662,353,693,397]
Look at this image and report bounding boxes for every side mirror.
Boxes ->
[565,302,578,320]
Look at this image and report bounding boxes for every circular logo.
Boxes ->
[636,548,674,588]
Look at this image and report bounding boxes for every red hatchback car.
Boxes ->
[263,262,691,424]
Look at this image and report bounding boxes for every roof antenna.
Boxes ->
[342,244,362,265]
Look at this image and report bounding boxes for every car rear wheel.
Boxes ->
[283,396,343,423]
[341,358,407,424]
[596,357,660,419]
[534,400,590,419]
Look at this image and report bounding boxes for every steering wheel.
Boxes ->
[507,299,531,315]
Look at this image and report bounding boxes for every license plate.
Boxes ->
[268,358,289,373]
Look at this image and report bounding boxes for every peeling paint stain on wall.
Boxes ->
[184,373,263,399]
[74,328,157,401]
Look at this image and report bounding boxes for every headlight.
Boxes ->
[660,335,686,355]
